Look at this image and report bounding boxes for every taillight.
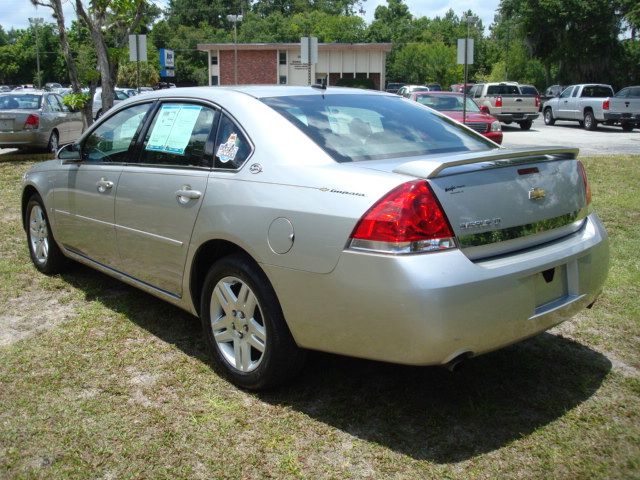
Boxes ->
[349,180,456,254]
[23,114,39,130]
[535,95,541,108]
[602,99,610,111]
[577,161,592,206]
[495,96,503,108]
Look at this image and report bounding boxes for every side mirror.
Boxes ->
[57,143,81,162]
[480,105,490,114]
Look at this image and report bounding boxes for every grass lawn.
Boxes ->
[1,154,638,479]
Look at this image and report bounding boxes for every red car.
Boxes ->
[410,91,503,144]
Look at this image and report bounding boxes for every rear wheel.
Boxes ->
[543,108,555,126]
[46,130,59,153]
[25,194,68,274]
[584,111,597,131]
[200,254,305,390]
[519,120,533,130]
[621,122,634,132]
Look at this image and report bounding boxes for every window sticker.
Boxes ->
[216,133,239,163]
[146,104,202,155]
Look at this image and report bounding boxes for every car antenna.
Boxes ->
[312,78,327,90]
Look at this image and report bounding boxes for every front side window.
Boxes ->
[140,103,218,168]
[214,114,252,169]
[262,94,495,163]
[83,103,151,163]
[560,87,573,99]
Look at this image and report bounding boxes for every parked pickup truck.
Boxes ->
[468,82,540,130]
[541,83,632,131]
[603,86,640,132]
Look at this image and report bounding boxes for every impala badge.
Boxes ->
[529,187,546,200]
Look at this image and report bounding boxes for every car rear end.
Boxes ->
[0,93,49,149]
[258,91,608,366]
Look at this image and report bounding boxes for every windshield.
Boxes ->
[414,94,480,113]
[262,94,495,163]
[0,94,43,110]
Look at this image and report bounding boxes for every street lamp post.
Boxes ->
[226,14,243,85]
[461,14,478,124]
[28,17,44,89]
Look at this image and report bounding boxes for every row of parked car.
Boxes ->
[387,80,640,133]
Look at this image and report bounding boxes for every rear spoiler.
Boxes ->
[393,147,579,179]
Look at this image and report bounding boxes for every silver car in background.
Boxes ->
[92,88,131,119]
[21,86,609,390]
[0,91,83,152]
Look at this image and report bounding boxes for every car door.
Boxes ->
[555,86,574,119]
[113,101,220,296]
[53,102,153,267]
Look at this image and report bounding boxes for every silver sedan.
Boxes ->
[0,91,83,152]
[21,86,609,389]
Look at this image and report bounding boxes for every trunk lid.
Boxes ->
[359,147,589,260]
[0,110,32,132]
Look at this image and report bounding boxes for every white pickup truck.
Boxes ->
[541,84,639,131]
[468,82,540,130]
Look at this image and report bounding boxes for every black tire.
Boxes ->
[621,122,634,132]
[25,194,68,274]
[519,120,533,130]
[584,111,597,131]
[46,130,59,153]
[200,253,306,390]
[543,108,555,126]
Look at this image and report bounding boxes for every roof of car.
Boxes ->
[138,85,395,100]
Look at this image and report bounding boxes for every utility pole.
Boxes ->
[29,17,44,88]
[461,14,477,124]
[227,14,243,85]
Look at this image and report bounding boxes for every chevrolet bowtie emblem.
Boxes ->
[528,187,546,200]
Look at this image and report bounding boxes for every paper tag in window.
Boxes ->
[216,133,239,163]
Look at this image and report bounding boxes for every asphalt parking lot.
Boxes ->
[501,117,640,155]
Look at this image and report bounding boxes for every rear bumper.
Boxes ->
[264,213,609,365]
[495,113,539,123]
[603,112,640,123]
[0,130,49,148]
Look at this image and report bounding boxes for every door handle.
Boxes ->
[96,178,114,193]
[176,186,202,204]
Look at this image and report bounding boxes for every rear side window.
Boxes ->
[262,94,495,163]
[214,114,252,169]
[140,103,218,168]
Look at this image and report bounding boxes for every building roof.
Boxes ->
[197,42,392,52]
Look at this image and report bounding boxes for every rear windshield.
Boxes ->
[0,94,43,110]
[581,86,614,97]
[519,86,538,95]
[415,94,480,113]
[261,94,495,163]
[487,85,520,95]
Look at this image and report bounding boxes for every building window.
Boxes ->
[211,75,219,86]
[279,75,287,85]
[211,55,218,65]
[279,52,287,65]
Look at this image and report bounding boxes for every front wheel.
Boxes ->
[200,254,305,390]
[519,120,533,130]
[25,194,68,274]
[543,108,555,126]
[584,111,597,131]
